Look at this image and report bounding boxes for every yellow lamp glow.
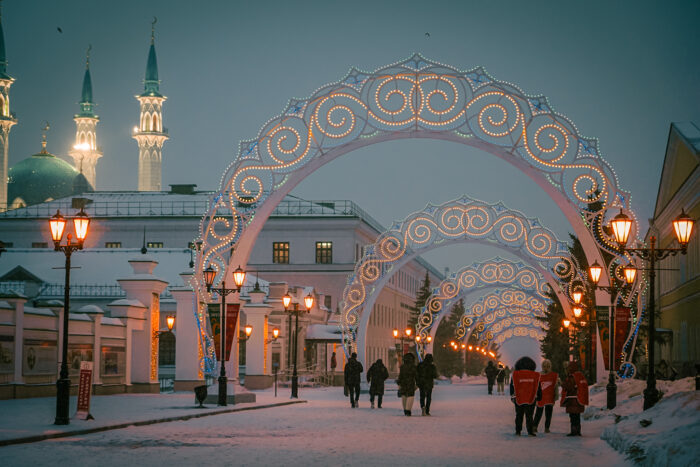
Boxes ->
[573,306,582,318]
[72,208,90,242]
[489,351,495,357]
[166,315,175,331]
[589,260,603,285]
[282,293,292,310]
[623,264,637,285]
[404,328,412,338]
[468,345,473,351]
[563,319,571,328]
[244,324,253,337]
[272,328,280,339]
[426,336,432,343]
[461,343,466,349]
[450,341,456,347]
[203,265,217,291]
[304,293,314,311]
[415,335,421,343]
[49,209,67,245]
[393,328,399,338]
[572,291,582,305]
[232,265,246,288]
[610,209,633,247]
[673,209,694,248]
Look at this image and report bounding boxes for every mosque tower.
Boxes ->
[68,46,102,189]
[133,19,168,191]
[0,6,17,211]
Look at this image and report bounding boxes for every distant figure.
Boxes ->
[510,356,541,436]
[344,352,363,408]
[496,363,506,395]
[485,361,498,395]
[397,353,417,416]
[560,360,588,436]
[330,352,337,372]
[416,353,439,416]
[533,359,558,433]
[367,358,389,409]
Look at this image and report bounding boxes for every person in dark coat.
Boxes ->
[366,358,389,409]
[496,363,506,395]
[416,353,438,415]
[485,361,498,395]
[330,352,337,372]
[560,360,588,436]
[397,353,417,416]
[509,356,542,436]
[344,352,363,408]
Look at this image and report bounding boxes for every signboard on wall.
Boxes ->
[75,361,94,420]
[22,340,57,376]
[0,336,13,374]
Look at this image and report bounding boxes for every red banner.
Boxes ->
[75,361,94,420]
[598,306,630,371]
[225,303,239,361]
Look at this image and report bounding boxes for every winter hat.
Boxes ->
[514,356,536,371]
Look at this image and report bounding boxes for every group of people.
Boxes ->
[343,352,438,416]
[509,357,589,437]
[484,361,510,395]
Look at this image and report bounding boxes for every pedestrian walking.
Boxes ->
[485,360,498,395]
[533,359,558,433]
[397,353,417,416]
[344,352,363,408]
[366,358,389,409]
[330,352,337,372]
[560,360,588,436]
[510,356,541,436]
[416,353,438,416]
[496,363,506,395]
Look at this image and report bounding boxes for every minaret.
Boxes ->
[133,18,168,191]
[0,4,17,211]
[68,45,101,189]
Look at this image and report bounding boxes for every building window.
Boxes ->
[324,295,332,310]
[315,241,332,264]
[147,242,164,248]
[273,242,289,264]
[158,332,175,366]
[31,242,48,248]
[105,242,122,248]
[1,242,12,248]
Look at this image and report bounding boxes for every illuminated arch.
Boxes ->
[194,55,642,373]
[487,326,547,350]
[417,257,551,342]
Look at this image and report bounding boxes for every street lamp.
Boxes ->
[283,292,314,398]
[608,208,694,410]
[392,327,414,363]
[154,315,176,338]
[49,208,90,425]
[203,264,246,406]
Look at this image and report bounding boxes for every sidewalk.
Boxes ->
[0,388,305,447]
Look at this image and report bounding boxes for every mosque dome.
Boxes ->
[7,148,93,208]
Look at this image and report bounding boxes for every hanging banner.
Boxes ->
[75,361,94,420]
[225,303,240,361]
[597,306,630,371]
[208,303,222,360]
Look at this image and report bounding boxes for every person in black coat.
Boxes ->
[366,358,389,409]
[416,353,439,416]
[485,361,498,395]
[397,353,417,416]
[344,352,363,408]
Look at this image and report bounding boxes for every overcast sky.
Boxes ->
[5,0,700,277]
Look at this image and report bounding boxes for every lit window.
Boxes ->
[105,242,122,248]
[147,242,164,248]
[273,242,289,264]
[315,242,332,264]
[31,242,48,248]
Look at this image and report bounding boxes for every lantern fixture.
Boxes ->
[623,264,637,285]
[563,319,571,328]
[73,208,90,242]
[166,315,175,331]
[589,261,603,285]
[673,209,694,249]
[282,293,292,310]
[304,293,314,311]
[392,328,399,339]
[610,209,633,248]
[572,291,582,305]
[573,306,582,318]
[232,265,246,288]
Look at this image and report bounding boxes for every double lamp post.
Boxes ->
[283,292,314,398]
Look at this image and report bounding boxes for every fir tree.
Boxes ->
[434,299,465,377]
[408,271,431,331]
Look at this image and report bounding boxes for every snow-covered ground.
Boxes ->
[1,378,631,467]
[585,377,699,466]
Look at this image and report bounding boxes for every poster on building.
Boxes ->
[0,336,13,374]
[68,345,93,375]
[101,347,126,376]
[75,361,94,420]
[22,340,57,376]
[597,306,630,371]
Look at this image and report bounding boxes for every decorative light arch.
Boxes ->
[340,196,587,365]
[488,326,547,350]
[194,55,642,372]
[417,258,551,342]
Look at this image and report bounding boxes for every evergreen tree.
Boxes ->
[537,287,569,377]
[434,299,465,377]
[408,271,431,331]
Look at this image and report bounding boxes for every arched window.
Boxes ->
[152,114,158,132]
[88,133,94,149]
[80,133,86,145]
[0,95,5,117]
[158,332,175,366]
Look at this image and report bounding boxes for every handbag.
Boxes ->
[344,385,349,397]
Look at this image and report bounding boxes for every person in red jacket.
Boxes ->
[509,356,541,436]
[560,360,589,436]
[533,359,558,433]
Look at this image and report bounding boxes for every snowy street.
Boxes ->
[1,380,631,467]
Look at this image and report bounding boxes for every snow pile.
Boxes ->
[585,377,699,465]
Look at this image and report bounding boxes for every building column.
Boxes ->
[83,307,104,386]
[109,300,147,388]
[7,294,27,384]
[241,289,273,389]
[171,270,205,391]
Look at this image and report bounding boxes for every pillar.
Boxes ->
[242,289,273,389]
[171,270,205,391]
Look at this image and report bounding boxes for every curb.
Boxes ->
[0,400,307,447]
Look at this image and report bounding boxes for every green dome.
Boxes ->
[8,152,91,207]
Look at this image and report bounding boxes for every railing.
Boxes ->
[0,199,210,218]
[276,363,334,387]
[159,376,174,393]
[0,281,25,295]
[0,281,174,300]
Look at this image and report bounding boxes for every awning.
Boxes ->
[305,324,342,342]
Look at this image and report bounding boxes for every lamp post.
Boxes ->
[154,315,176,338]
[283,292,314,398]
[203,264,246,406]
[392,327,413,364]
[49,208,90,425]
[588,259,636,409]
[607,208,694,410]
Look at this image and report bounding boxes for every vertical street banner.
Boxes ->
[208,303,221,360]
[225,303,240,361]
[75,361,94,420]
[597,306,610,370]
[597,306,631,371]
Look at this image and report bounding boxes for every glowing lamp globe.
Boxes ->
[49,210,66,244]
[415,335,421,343]
[72,208,90,242]
[610,209,633,247]
[563,319,571,328]
[166,315,175,331]
[282,293,292,310]
[426,336,432,343]
[392,329,399,338]
[244,325,253,338]
[203,266,217,291]
[589,261,603,285]
[404,328,412,338]
[623,264,637,285]
[468,345,473,351]
[572,291,582,305]
[272,328,280,339]
[673,209,694,248]
[573,307,582,318]
[304,293,314,311]
[232,265,246,288]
